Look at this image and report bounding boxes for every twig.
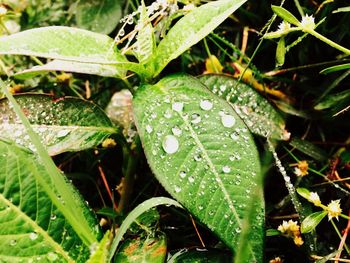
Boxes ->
[98,163,118,211]
[189,214,206,248]
[335,211,350,262]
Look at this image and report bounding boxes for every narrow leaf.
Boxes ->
[87,231,111,263]
[199,74,289,140]
[167,248,232,263]
[271,5,301,26]
[320,63,350,74]
[289,137,328,161]
[0,94,118,155]
[0,139,101,262]
[133,74,262,260]
[147,0,246,77]
[14,60,127,79]
[76,0,122,34]
[0,26,127,64]
[108,197,182,261]
[301,211,327,233]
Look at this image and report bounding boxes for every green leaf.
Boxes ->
[314,89,350,110]
[108,197,182,261]
[0,94,118,155]
[134,2,156,65]
[0,139,100,262]
[271,5,301,26]
[320,63,350,74]
[87,231,111,263]
[133,74,262,261]
[333,6,350,13]
[14,60,127,79]
[199,74,289,140]
[0,26,127,64]
[147,0,247,77]
[0,79,100,247]
[301,211,327,233]
[114,234,167,263]
[76,0,122,34]
[296,188,311,200]
[266,229,281,237]
[276,37,286,66]
[289,137,328,161]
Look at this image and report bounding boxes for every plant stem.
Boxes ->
[307,30,350,55]
[293,0,304,17]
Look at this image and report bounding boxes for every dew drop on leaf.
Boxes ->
[188,176,195,183]
[230,132,239,141]
[57,129,70,138]
[174,185,182,193]
[50,214,57,220]
[172,126,182,136]
[146,124,153,134]
[179,171,186,178]
[29,232,38,240]
[222,166,231,173]
[221,114,235,128]
[47,252,58,261]
[172,102,184,112]
[191,113,201,124]
[10,240,17,246]
[162,135,179,154]
[200,100,213,111]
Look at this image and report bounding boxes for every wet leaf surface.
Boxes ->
[133,74,263,261]
[0,94,118,155]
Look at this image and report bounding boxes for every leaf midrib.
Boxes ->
[1,124,117,133]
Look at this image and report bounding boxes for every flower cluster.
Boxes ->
[326,200,342,220]
[278,220,304,246]
[292,160,309,177]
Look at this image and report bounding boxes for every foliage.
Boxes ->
[0,0,350,262]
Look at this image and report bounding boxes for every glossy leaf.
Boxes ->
[301,211,327,233]
[320,63,350,74]
[133,74,262,261]
[289,137,328,161]
[0,26,127,64]
[0,94,118,155]
[0,139,101,262]
[114,234,167,263]
[271,5,300,26]
[199,74,289,140]
[14,60,126,79]
[76,0,122,34]
[147,0,246,77]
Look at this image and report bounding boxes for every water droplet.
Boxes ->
[172,126,182,136]
[57,129,70,138]
[235,227,241,233]
[200,100,213,111]
[230,132,239,141]
[162,135,179,154]
[119,29,125,36]
[10,239,17,246]
[145,125,153,133]
[174,185,182,193]
[29,232,38,240]
[219,85,227,92]
[194,154,202,161]
[50,214,57,220]
[172,102,183,112]
[221,114,235,128]
[179,171,186,178]
[222,166,231,173]
[164,109,172,119]
[47,252,58,261]
[198,205,204,210]
[188,176,195,183]
[191,113,201,124]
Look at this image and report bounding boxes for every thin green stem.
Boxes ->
[293,0,305,17]
[307,29,350,55]
[330,219,350,255]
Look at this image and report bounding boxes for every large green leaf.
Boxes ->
[0,139,101,262]
[133,74,262,261]
[199,74,289,140]
[0,94,118,155]
[0,26,126,64]
[146,0,247,77]
[14,60,126,79]
[76,0,122,34]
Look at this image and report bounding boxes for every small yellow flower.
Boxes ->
[327,200,342,220]
[269,257,283,263]
[300,14,315,31]
[102,138,117,148]
[278,220,303,246]
[292,160,309,177]
[293,236,304,246]
[309,192,321,206]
